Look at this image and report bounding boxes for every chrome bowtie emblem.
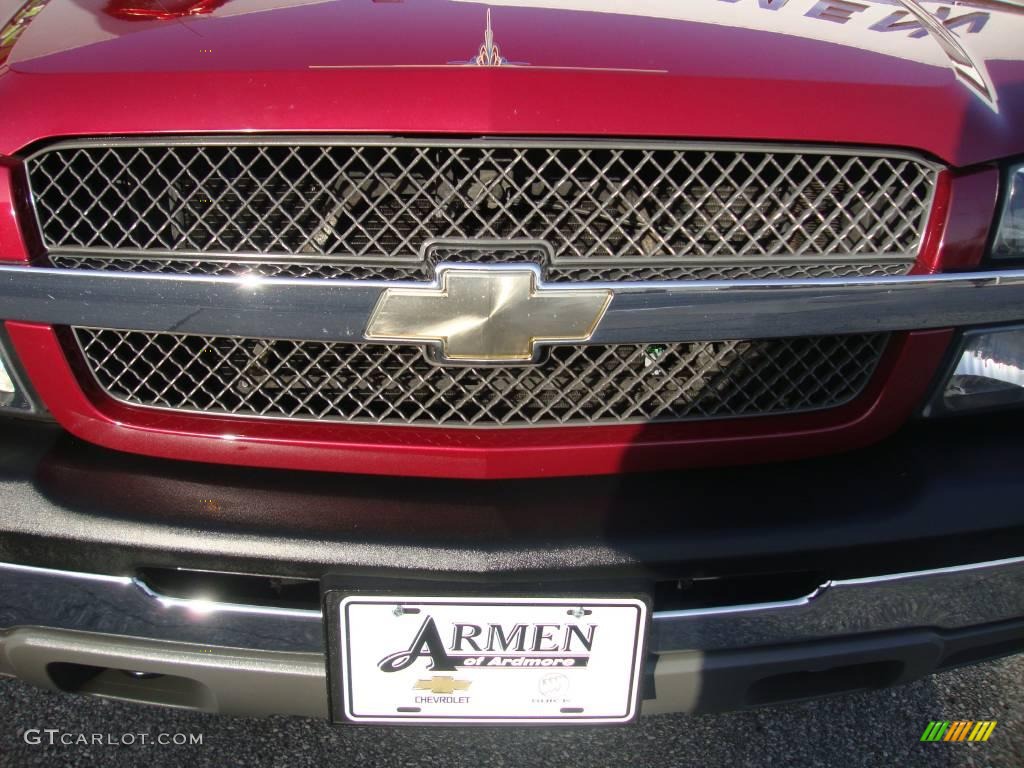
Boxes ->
[365,265,612,364]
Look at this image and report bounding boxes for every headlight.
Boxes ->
[992,164,1024,259]
[925,326,1024,416]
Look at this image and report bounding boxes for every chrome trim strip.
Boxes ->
[2,557,1023,655]
[43,245,919,267]
[1,265,1024,344]
[654,556,1024,652]
[0,562,322,653]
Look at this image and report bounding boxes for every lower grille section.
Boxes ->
[72,330,888,427]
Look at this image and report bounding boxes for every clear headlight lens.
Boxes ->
[993,164,1024,259]
[930,327,1024,415]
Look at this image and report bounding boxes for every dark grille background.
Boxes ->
[73,329,888,427]
[27,139,935,281]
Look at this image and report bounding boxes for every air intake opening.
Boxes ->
[745,660,904,706]
[939,637,1024,670]
[47,662,215,710]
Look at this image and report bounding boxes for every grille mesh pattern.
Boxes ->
[28,139,935,281]
[73,329,888,427]
[49,254,913,282]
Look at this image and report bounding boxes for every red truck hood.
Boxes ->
[2,0,1023,165]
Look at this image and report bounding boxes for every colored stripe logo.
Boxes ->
[920,721,997,742]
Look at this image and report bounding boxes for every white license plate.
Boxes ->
[336,595,648,724]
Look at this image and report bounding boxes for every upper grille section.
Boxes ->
[26,138,938,281]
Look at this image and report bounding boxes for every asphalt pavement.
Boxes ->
[1,654,1022,767]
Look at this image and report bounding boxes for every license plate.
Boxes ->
[334,595,648,724]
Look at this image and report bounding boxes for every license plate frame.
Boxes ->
[325,592,650,725]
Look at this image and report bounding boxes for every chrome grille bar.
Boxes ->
[1,266,1023,345]
[46,253,915,283]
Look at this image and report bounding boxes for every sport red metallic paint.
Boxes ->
[1,0,1021,478]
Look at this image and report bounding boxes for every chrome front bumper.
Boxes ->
[3,556,1024,717]
[3,265,1024,344]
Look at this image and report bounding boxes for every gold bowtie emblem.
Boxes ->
[365,266,612,363]
[414,676,472,695]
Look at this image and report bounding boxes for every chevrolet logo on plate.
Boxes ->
[414,676,472,695]
[365,265,613,364]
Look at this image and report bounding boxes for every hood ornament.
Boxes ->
[475,9,505,66]
[452,9,527,67]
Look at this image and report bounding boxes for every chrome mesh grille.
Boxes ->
[72,329,888,427]
[27,138,936,281]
